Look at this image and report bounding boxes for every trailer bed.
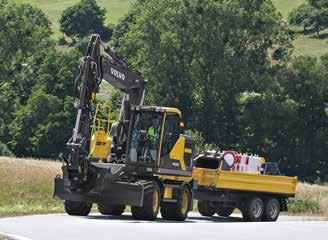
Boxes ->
[192,168,297,196]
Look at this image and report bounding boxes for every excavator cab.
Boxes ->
[126,106,194,177]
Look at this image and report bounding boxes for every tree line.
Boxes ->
[0,0,327,182]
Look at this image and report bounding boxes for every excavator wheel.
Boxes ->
[216,207,234,217]
[197,200,215,216]
[160,186,191,221]
[64,200,92,216]
[131,182,160,220]
[98,204,125,216]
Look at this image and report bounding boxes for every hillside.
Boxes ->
[17,0,328,57]
[17,0,133,38]
[272,0,328,57]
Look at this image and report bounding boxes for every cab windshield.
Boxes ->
[129,111,162,165]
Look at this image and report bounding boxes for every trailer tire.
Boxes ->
[64,200,92,216]
[98,204,125,216]
[131,182,160,220]
[262,198,280,222]
[242,197,264,222]
[160,186,191,221]
[217,207,234,217]
[197,201,215,217]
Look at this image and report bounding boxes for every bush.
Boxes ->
[288,198,321,214]
[0,142,14,157]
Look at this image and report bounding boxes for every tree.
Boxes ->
[4,48,80,158]
[116,0,292,145]
[0,1,81,158]
[60,0,106,40]
[8,91,74,158]
[289,1,328,36]
[0,0,52,151]
[237,55,328,181]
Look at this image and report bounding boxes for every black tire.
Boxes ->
[64,200,92,216]
[160,186,191,221]
[242,197,264,222]
[216,207,234,217]
[98,204,125,216]
[131,182,160,220]
[197,201,215,217]
[262,198,280,222]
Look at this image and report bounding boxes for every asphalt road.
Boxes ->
[0,213,327,240]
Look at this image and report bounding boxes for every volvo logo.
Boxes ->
[111,67,125,80]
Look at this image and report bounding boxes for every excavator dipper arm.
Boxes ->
[66,34,146,190]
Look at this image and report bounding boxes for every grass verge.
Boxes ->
[0,157,63,217]
[288,182,328,216]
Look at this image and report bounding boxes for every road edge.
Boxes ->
[0,232,32,240]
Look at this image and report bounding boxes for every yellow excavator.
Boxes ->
[54,34,195,221]
[54,34,297,222]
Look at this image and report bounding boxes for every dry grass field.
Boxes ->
[0,157,62,217]
[0,157,327,217]
[288,182,328,216]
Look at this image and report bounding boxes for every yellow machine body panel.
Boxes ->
[90,130,112,160]
[192,167,297,196]
[169,136,186,171]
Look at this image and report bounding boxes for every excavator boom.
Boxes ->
[66,34,146,189]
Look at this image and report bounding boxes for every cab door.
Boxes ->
[158,112,193,176]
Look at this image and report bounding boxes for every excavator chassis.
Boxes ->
[54,177,144,207]
[53,164,146,207]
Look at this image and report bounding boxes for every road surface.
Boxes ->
[0,213,327,240]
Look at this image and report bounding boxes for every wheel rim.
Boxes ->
[269,201,279,219]
[181,191,188,214]
[252,200,263,218]
[153,190,159,212]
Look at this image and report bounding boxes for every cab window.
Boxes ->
[161,113,180,157]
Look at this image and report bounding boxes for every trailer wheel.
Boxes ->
[217,207,234,217]
[98,204,125,216]
[242,197,264,222]
[262,198,280,222]
[64,200,92,216]
[197,201,215,217]
[160,186,191,221]
[131,182,160,220]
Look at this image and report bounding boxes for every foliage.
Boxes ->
[289,0,328,36]
[0,142,13,157]
[74,36,90,54]
[59,0,106,40]
[113,0,328,181]
[236,55,328,180]
[116,0,292,145]
[288,198,321,214]
[0,1,81,158]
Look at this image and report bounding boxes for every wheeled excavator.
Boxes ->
[54,34,195,221]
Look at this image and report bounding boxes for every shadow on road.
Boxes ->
[84,214,244,223]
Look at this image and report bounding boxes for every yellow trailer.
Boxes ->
[191,151,297,222]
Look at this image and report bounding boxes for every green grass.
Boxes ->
[272,0,306,19]
[272,0,328,57]
[16,0,133,38]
